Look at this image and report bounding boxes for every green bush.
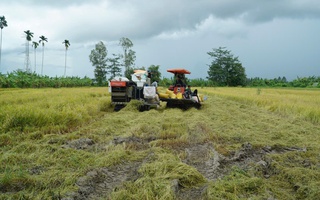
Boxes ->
[0,70,92,88]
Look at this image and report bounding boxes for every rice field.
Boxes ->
[0,87,319,199]
[202,87,320,123]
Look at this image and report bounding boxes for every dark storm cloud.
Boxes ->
[66,0,320,41]
[2,0,319,42]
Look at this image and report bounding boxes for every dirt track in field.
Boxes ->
[61,136,305,200]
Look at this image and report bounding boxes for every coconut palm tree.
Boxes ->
[62,39,70,77]
[32,41,39,73]
[39,35,48,75]
[0,16,8,71]
[24,30,34,71]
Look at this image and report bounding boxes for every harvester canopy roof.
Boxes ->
[133,70,147,78]
[134,69,147,74]
[167,68,191,74]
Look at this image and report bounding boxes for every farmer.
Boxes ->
[185,85,192,98]
[146,71,152,86]
[151,80,158,87]
[175,75,185,87]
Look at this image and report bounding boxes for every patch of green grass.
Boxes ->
[0,88,109,133]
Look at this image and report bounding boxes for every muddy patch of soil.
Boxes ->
[63,161,143,200]
[63,136,156,200]
[28,165,46,175]
[113,136,156,150]
[62,138,95,150]
[182,142,306,181]
[175,142,307,200]
[183,143,221,180]
[63,137,307,200]
[171,178,207,200]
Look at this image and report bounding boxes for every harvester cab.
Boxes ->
[109,70,160,111]
[169,69,188,93]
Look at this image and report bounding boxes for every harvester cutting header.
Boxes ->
[109,68,204,111]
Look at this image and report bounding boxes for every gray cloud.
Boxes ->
[3,0,320,42]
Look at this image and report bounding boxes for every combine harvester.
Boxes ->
[109,68,203,111]
[158,68,202,109]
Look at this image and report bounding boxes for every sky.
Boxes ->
[0,0,319,80]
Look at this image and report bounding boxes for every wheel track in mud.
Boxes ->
[62,137,306,200]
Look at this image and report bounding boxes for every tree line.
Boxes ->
[0,69,318,89]
[0,70,92,88]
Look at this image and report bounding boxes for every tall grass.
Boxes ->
[0,88,112,133]
[203,87,320,123]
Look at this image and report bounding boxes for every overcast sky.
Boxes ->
[0,0,319,80]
